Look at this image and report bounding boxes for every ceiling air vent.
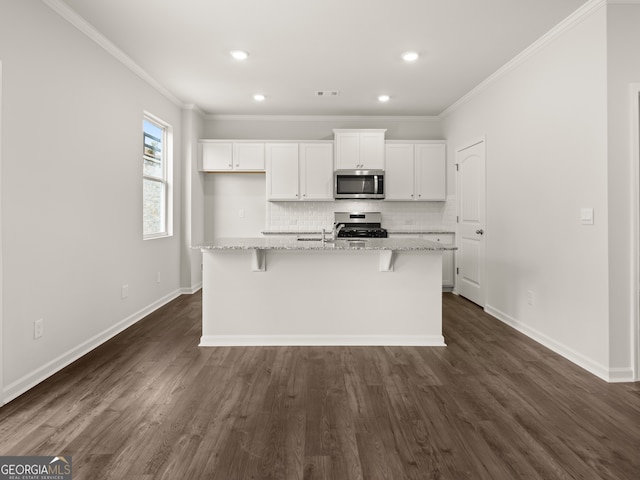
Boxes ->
[315,90,340,97]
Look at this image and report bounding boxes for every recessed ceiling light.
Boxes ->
[230,50,249,60]
[253,94,266,101]
[401,51,419,62]
[378,95,390,102]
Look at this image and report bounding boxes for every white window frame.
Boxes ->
[143,112,173,240]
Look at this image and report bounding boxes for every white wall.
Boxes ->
[606,4,640,378]
[204,115,443,140]
[204,174,266,238]
[0,1,183,402]
[181,106,204,290]
[442,5,611,378]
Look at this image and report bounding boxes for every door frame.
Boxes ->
[455,136,487,306]
[632,83,640,381]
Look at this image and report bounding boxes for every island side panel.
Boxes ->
[200,249,444,346]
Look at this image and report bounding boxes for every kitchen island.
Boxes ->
[195,237,456,347]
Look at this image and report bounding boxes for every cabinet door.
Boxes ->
[201,142,233,171]
[384,144,415,200]
[442,250,455,288]
[233,143,265,171]
[424,234,455,287]
[334,132,360,169]
[360,132,385,169]
[415,144,446,200]
[266,143,299,201]
[300,143,333,200]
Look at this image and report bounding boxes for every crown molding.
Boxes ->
[440,0,607,118]
[42,0,184,108]
[183,104,206,117]
[205,114,440,122]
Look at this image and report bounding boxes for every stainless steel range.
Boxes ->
[334,212,388,238]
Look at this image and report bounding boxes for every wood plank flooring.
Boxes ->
[1,292,639,479]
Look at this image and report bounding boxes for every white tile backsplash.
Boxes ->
[266,195,457,232]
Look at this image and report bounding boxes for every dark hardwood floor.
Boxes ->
[1,292,639,479]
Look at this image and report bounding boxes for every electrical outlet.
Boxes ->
[156,272,161,284]
[527,290,534,306]
[121,284,129,299]
[34,318,44,339]
[238,209,245,218]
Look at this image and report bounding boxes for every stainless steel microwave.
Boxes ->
[334,169,385,200]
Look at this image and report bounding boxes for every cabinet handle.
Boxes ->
[228,163,232,167]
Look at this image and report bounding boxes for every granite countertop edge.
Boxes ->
[261,230,456,235]
[194,237,456,252]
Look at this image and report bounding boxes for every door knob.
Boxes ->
[476,229,484,235]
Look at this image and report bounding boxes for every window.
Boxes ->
[143,114,172,238]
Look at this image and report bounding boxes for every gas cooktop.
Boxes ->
[334,212,388,238]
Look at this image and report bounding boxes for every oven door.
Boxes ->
[334,170,385,199]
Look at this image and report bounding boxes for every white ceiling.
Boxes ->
[56,0,589,116]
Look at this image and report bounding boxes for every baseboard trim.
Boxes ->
[607,367,636,383]
[2,289,184,405]
[484,304,629,382]
[199,334,446,347]
[180,282,202,295]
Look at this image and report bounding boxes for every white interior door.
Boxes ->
[456,139,486,307]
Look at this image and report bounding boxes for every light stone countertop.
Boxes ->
[387,230,455,235]
[261,230,456,235]
[195,236,456,251]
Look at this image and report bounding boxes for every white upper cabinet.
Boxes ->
[384,143,415,200]
[233,143,265,171]
[359,132,385,169]
[385,141,446,201]
[334,129,386,170]
[266,142,333,201]
[201,142,234,171]
[299,143,334,200]
[334,131,360,169]
[266,143,300,200]
[200,141,265,172]
[415,143,446,201]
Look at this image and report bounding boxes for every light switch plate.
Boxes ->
[581,208,594,225]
